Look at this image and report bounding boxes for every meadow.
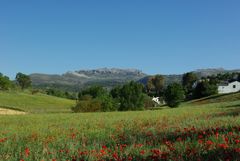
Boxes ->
[0,91,75,113]
[0,95,239,161]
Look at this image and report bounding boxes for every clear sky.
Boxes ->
[1,0,240,78]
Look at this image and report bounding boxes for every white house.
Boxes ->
[218,81,240,94]
[152,97,166,105]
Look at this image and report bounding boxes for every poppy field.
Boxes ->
[0,101,240,161]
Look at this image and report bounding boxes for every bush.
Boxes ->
[143,94,155,110]
[71,100,102,112]
[46,88,76,100]
[0,73,12,90]
[73,93,118,112]
[97,94,118,112]
[164,83,185,108]
[79,86,107,99]
[79,94,93,101]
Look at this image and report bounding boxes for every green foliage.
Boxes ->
[74,86,118,112]
[164,83,185,107]
[146,77,155,94]
[73,94,117,112]
[110,85,121,99]
[143,94,155,109]
[46,88,76,100]
[153,75,165,96]
[78,94,93,101]
[15,72,32,90]
[193,81,218,99]
[182,72,198,98]
[71,100,102,112]
[79,86,107,99]
[97,94,118,112]
[0,73,12,90]
[145,75,165,96]
[117,81,145,111]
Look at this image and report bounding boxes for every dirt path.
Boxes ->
[0,108,26,115]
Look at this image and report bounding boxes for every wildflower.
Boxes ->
[100,149,106,155]
[25,148,30,157]
[198,140,203,144]
[0,138,7,143]
[218,143,228,149]
[198,135,203,139]
[177,137,182,142]
[235,139,240,144]
[235,148,240,153]
[224,137,229,143]
[112,153,118,160]
[140,150,145,155]
[151,149,161,155]
[206,140,213,145]
[102,145,107,149]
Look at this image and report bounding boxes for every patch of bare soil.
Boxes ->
[0,108,26,115]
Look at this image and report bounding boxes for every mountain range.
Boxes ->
[30,68,240,91]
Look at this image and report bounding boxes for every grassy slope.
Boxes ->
[0,91,75,113]
[189,92,240,105]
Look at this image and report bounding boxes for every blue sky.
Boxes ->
[1,1,240,79]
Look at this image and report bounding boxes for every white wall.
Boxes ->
[218,81,240,94]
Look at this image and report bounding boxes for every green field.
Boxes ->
[0,91,75,113]
[0,92,240,160]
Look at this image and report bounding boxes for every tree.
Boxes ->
[118,81,145,111]
[193,81,218,99]
[97,94,118,112]
[0,73,12,90]
[110,85,121,99]
[79,86,107,99]
[15,73,32,90]
[152,75,165,96]
[164,83,185,108]
[146,77,155,94]
[182,72,198,97]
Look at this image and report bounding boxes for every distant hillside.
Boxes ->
[194,68,240,77]
[30,68,240,91]
[139,68,240,86]
[0,91,75,113]
[30,68,147,91]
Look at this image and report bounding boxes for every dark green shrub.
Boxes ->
[71,100,102,112]
[193,81,218,99]
[164,83,185,108]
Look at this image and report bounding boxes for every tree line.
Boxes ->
[73,72,240,112]
[0,72,31,90]
[1,71,240,112]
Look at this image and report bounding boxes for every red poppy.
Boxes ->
[198,135,203,139]
[235,139,240,144]
[140,150,145,155]
[198,140,203,144]
[0,138,7,143]
[102,145,107,149]
[206,140,213,145]
[218,143,228,149]
[112,153,118,160]
[25,148,30,157]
